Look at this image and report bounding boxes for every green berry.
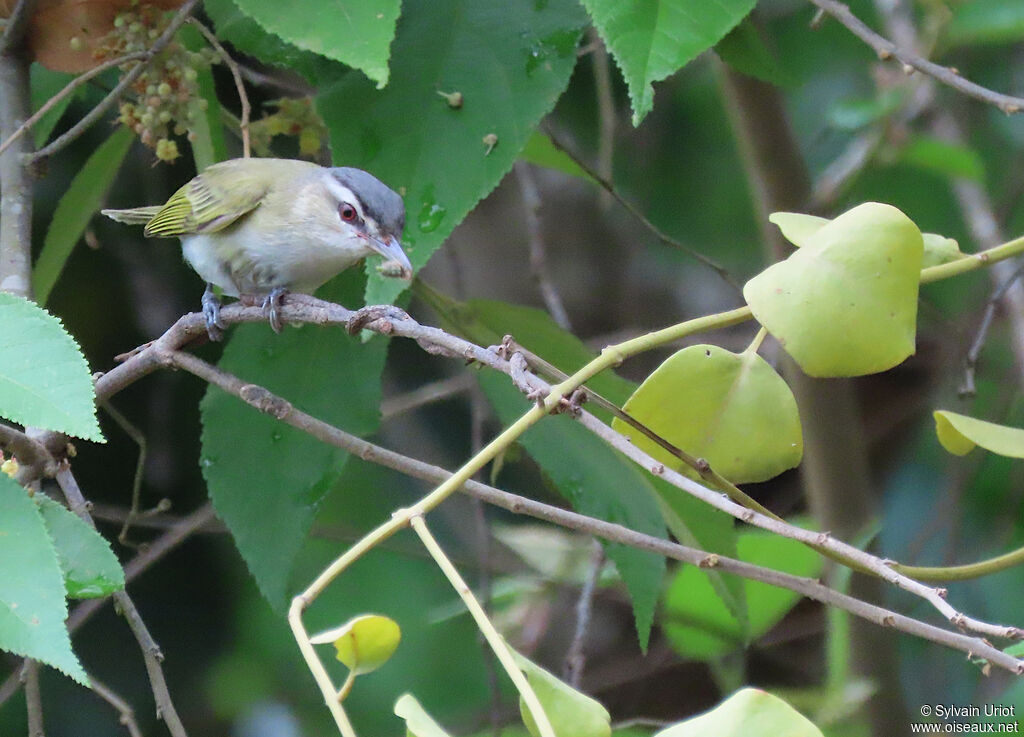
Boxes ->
[157,82,172,97]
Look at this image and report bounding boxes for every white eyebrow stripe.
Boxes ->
[322,176,367,221]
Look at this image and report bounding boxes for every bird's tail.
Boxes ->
[101,206,162,225]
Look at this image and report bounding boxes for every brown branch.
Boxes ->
[54,466,188,737]
[563,540,604,687]
[24,660,44,737]
[88,675,143,737]
[0,0,37,55]
[28,0,201,164]
[0,422,57,480]
[808,0,1024,114]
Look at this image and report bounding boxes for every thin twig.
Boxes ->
[960,264,1024,397]
[587,27,615,211]
[29,0,201,164]
[807,0,1024,114]
[98,401,149,545]
[0,422,57,481]
[515,161,572,330]
[0,50,147,158]
[89,675,143,737]
[541,124,743,293]
[379,373,475,420]
[188,18,250,158]
[54,466,188,737]
[563,540,604,687]
[24,660,44,737]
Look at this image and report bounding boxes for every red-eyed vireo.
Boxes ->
[103,157,411,340]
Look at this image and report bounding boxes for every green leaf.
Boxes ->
[745,202,923,377]
[0,293,103,441]
[581,0,756,125]
[311,614,401,675]
[37,497,124,599]
[654,688,823,737]
[230,0,400,87]
[613,344,802,484]
[933,410,1024,458]
[769,211,960,268]
[663,526,822,660]
[714,18,793,88]
[520,131,591,181]
[422,289,744,648]
[900,135,985,182]
[0,475,87,684]
[33,126,134,305]
[826,90,903,131]
[316,0,586,308]
[479,374,665,651]
[946,0,1024,47]
[199,271,387,609]
[205,0,338,83]
[394,693,453,737]
[512,649,611,737]
[30,65,76,149]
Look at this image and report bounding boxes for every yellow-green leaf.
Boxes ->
[745,202,923,377]
[310,614,401,675]
[512,649,611,737]
[933,410,1024,458]
[654,688,822,737]
[394,693,453,737]
[921,233,962,268]
[613,344,802,484]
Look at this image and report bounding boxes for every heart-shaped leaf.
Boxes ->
[613,344,802,484]
[769,211,959,268]
[310,614,401,675]
[512,649,611,737]
[654,688,823,737]
[933,410,1024,458]
[746,202,924,377]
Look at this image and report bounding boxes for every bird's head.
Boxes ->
[321,167,411,277]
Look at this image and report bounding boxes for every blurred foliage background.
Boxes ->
[2,0,1024,735]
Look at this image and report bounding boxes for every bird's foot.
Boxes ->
[202,284,226,342]
[262,287,288,334]
[346,304,410,335]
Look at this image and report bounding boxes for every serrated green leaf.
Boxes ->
[394,693,453,737]
[662,526,822,661]
[30,64,76,149]
[520,131,591,181]
[946,0,1024,47]
[933,410,1024,458]
[199,270,387,609]
[512,648,611,737]
[230,0,400,87]
[205,0,338,83]
[0,293,103,441]
[614,344,802,484]
[714,18,793,88]
[582,0,756,125]
[654,688,822,737]
[0,475,87,684]
[37,497,124,599]
[33,126,133,305]
[316,0,586,308]
[745,202,923,377]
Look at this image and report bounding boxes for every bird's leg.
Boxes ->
[262,287,288,334]
[345,304,411,335]
[201,284,226,342]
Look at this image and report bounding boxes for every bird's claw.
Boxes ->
[262,287,288,334]
[201,284,225,342]
[346,304,410,335]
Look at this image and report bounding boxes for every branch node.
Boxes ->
[239,384,292,419]
[698,554,719,568]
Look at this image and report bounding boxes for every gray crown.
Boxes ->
[329,167,405,237]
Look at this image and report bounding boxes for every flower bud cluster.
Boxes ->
[95,3,215,162]
[250,97,327,159]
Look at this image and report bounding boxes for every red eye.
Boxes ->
[339,204,357,222]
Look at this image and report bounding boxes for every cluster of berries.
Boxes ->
[95,4,215,162]
[249,97,328,159]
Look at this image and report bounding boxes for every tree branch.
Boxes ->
[807,0,1024,114]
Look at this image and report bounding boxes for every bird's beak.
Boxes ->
[367,234,413,278]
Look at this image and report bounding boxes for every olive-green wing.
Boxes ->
[143,162,269,238]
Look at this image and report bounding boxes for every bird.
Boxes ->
[102,157,412,340]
